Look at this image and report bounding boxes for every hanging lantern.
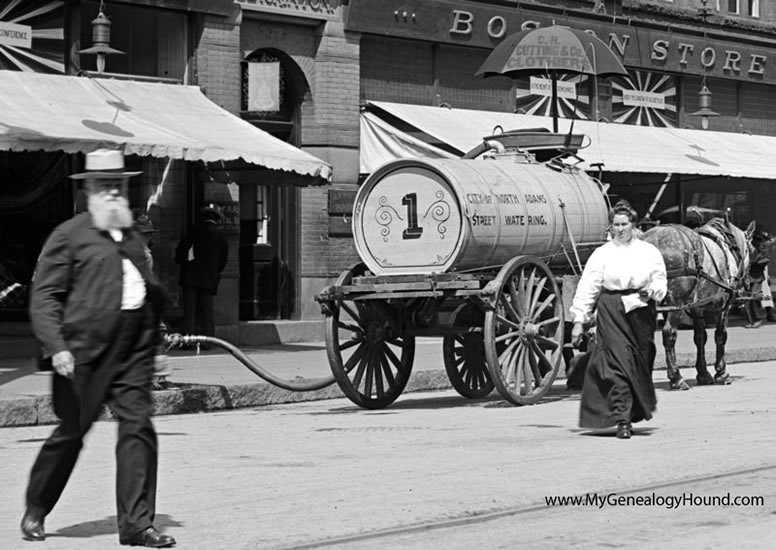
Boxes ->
[689,85,719,130]
[77,3,124,74]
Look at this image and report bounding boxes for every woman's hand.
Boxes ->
[571,322,585,349]
[638,289,650,301]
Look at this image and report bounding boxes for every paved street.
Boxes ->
[1,359,774,549]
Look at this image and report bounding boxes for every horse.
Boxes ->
[641,218,754,390]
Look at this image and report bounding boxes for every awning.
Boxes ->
[0,70,331,182]
[360,110,457,173]
[363,101,776,180]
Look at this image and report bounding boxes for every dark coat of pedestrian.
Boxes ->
[569,200,667,439]
[174,204,228,337]
[21,149,176,548]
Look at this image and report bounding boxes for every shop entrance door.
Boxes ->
[239,184,297,320]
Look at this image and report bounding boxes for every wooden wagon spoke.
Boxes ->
[498,334,521,364]
[522,346,534,394]
[382,343,405,374]
[335,319,363,335]
[498,293,521,324]
[495,328,521,343]
[343,341,368,373]
[524,268,539,314]
[380,352,396,387]
[532,294,556,320]
[340,301,362,325]
[475,366,489,390]
[530,341,554,377]
[528,276,548,316]
[463,363,474,389]
[534,334,560,350]
[527,345,543,383]
[374,352,386,398]
[351,350,369,389]
[535,316,561,328]
[339,335,365,352]
[509,343,525,390]
[363,347,376,397]
[508,279,524,317]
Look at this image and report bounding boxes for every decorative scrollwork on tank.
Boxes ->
[423,191,451,239]
[374,196,404,242]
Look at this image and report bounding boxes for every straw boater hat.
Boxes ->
[69,148,142,180]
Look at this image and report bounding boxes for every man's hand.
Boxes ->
[52,350,75,379]
[570,322,585,349]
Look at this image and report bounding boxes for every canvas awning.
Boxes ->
[0,70,331,183]
[362,101,776,180]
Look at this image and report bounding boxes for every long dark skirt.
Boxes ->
[579,291,658,429]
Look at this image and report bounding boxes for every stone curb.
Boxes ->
[2,348,775,428]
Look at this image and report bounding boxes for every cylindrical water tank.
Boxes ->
[353,156,609,275]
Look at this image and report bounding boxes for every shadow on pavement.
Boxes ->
[50,513,183,539]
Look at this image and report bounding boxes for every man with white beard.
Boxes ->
[20,149,175,548]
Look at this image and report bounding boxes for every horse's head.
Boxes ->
[735,220,757,276]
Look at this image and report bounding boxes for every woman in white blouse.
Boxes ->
[570,200,667,439]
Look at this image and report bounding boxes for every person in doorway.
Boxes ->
[174,204,228,338]
[745,223,775,329]
[570,200,667,439]
[21,149,175,547]
[135,213,158,271]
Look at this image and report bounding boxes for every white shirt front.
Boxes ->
[570,238,667,324]
[109,229,146,310]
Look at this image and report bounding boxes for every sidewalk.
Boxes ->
[2,319,776,428]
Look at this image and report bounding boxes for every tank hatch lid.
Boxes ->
[482,128,586,153]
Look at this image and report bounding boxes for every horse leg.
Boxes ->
[713,313,732,385]
[694,317,715,385]
[663,313,689,390]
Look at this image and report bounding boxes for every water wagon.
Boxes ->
[316,130,611,408]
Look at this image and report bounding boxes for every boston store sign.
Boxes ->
[346,0,776,85]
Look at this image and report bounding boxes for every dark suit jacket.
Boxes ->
[31,212,167,366]
[174,220,229,294]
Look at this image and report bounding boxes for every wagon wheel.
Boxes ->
[325,263,415,409]
[484,256,564,405]
[443,304,494,399]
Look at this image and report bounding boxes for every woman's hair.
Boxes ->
[608,200,638,224]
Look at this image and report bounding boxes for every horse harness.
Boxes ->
[661,221,745,312]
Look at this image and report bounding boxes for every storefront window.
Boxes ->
[80,1,188,80]
[0,152,72,317]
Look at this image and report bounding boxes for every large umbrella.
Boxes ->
[476,26,628,132]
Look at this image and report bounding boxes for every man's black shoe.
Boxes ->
[20,510,45,541]
[122,527,176,548]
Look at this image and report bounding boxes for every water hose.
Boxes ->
[164,333,338,392]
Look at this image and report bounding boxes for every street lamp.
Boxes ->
[77,1,123,74]
[689,0,718,130]
[689,84,719,130]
